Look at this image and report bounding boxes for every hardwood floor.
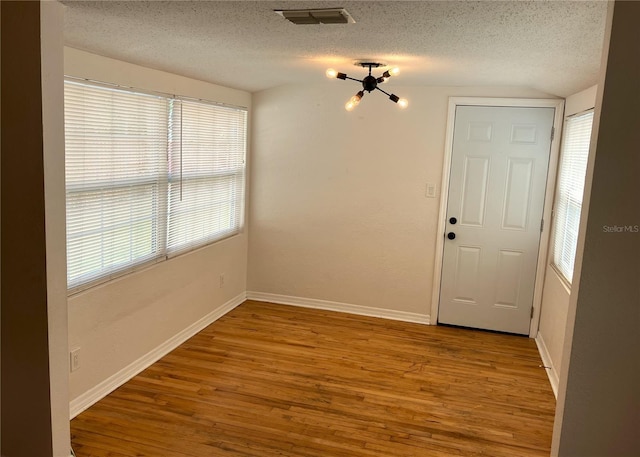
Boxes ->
[71,300,556,456]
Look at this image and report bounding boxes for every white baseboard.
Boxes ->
[69,292,246,419]
[246,291,430,325]
[535,332,559,399]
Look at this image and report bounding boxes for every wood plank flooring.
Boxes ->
[71,300,556,456]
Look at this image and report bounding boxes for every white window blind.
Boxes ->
[65,80,247,291]
[552,110,594,283]
[65,81,168,290]
[167,99,247,255]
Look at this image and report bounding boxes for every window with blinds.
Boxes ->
[552,110,594,284]
[64,80,247,291]
[167,99,247,255]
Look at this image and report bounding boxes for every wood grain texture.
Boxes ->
[71,300,555,456]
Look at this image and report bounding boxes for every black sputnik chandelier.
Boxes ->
[326,62,408,111]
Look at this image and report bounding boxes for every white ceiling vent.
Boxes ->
[275,8,355,25]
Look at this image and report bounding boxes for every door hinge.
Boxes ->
[550,126,555,142]
[540,218,544,232]
[531,307,535,319]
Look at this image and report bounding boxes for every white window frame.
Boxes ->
[64,78,247,294]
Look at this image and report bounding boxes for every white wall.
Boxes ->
[248,84,554,320]
[564,85,598,117]
[43,3,71,455]
[64,48,251,416]
[536,84,597,397]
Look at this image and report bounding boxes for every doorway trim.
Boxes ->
[430,97,565,337]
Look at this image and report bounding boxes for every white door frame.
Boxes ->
[430,97,565,337]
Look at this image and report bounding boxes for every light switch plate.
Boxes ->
[426,183,436,198]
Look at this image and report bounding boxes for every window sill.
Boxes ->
[549,263,572,294]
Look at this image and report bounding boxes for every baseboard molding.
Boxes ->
[535,332,559,399]
[246,291,430,325]
[69,292,246,419]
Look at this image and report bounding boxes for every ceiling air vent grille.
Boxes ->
[275,8,355,25]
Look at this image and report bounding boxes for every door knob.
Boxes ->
[449,217,457,225]
[447,232,456,240]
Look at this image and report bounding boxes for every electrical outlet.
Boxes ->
[70,348,81,372]
[219,273,225,288]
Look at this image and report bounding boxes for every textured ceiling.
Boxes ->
[61,1,607,96]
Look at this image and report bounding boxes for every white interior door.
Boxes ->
[438,105,555,335]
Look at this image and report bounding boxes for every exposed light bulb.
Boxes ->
[398,98,409,109]
[345,92,363,111]
[389,67,400,76]
[326,68,338,79]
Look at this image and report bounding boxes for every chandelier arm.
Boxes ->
[375,86,392,97]
[344,76,363,83]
